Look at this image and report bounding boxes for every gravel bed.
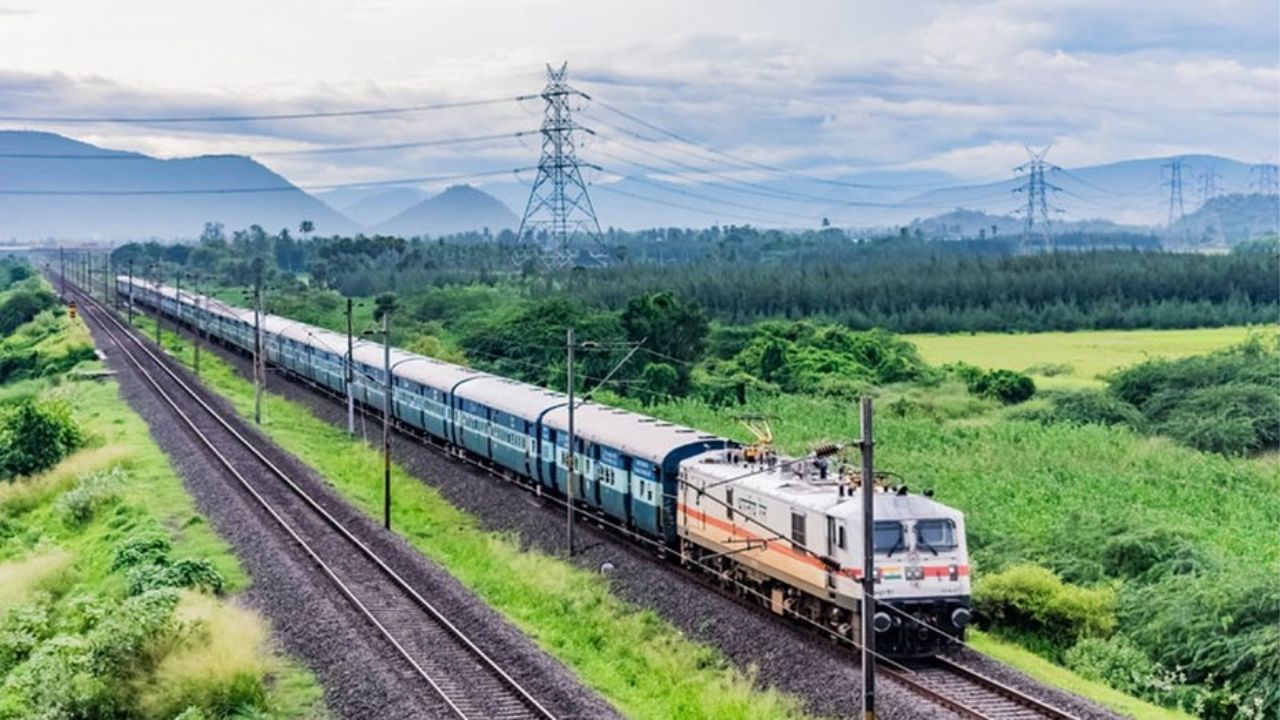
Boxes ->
[173,321,1123,720]
[83,307,617,720]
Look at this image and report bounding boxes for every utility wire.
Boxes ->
[0,130,539,160]
[0,95,536,124]
[0,167,533,196]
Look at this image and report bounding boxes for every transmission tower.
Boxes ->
[1197,167,1222,206]
[1012,145,1062,250]
[516,62,607,268]
[1251,162,1279,196]
[1162,158,1187,226]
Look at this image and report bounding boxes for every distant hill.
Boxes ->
[0,131,357,242]
[1170,193,1280,247]
[374,185,518,238]
[315,186,428,227]
[901,155,1256,227]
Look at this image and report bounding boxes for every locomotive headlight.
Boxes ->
[949,564,959,581]
[951,607,972,628]
[872,612,893,633]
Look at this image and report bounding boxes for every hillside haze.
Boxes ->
[374,184,519,238]
[0,131,358,242]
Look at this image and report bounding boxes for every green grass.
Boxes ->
[968,631,1194,720]
[129,316,817,719]
[0,279,327,719]
[907,326,1274,389]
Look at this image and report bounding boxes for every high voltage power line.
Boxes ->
[0,96,534,124]
[0,168,533,196]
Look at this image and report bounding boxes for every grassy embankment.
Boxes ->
[124,314,815,719]
[907,325,1271,390]
[0,292,327,718]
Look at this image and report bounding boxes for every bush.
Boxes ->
[54,467,123,527]
[112,533,174,571]
[1100,527,1210,580]
[0,399,83,480]
[1066,636,1163,698]
[1153,383,1279,456]
[1046,389,1145,429]
[967,368,1036,405]
[972,564,1116,654]
[126,559,225,597]
[0,287,57,337]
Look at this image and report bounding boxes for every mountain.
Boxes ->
[1170,192,1280,246]
[900,155,1256,227]
[315,186,428,227]
[374,185,518,238]
[0,131,358,242]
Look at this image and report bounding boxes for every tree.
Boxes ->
[621,291,709,393]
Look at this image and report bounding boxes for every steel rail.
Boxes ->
[67,280,557,720]
[108,278,1088,720]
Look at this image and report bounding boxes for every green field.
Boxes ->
[907,326,1274,389]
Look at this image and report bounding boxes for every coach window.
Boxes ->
[790,511,806,549]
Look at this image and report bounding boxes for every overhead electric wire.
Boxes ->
[591,183,805,226]
[0,167,533,196]
[0,130,540,160]
[0,95,536,124]
[601,165,821,223]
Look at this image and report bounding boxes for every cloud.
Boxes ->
[0,0,1274,222]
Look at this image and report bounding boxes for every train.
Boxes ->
[117,275,972,656]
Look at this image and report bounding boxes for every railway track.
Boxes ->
[884,657,1082,719]
[99,282,1093,720]
[67,282,558,720]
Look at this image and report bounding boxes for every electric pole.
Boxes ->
[346,297,355,436]
[252,264,264,425]
[151,265,162,346]
[127,260,134,322]
[58,247,66,300]
[173,271,183,340]
[516,62,608,268]
[565,326,576,556]
[859,395,876,720]
[189,273,202,376]
[381,309,392,531]
[1164,158,1187,226]
[1012,145,1061,251]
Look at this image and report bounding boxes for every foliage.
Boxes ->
[0,398,83,480]
[0,283,57,337]
[53,467,123,527]
[127,560,225,597]
[621,291,709,394]
[972,564,1117,655]
[1065,636,1163,699]
[1107,337,1280,455]
[1035,389,1146,428]
[967,368,1036,404]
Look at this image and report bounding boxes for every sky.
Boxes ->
[0,0,1277,207]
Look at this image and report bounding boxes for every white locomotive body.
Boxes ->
[678,448,971,655]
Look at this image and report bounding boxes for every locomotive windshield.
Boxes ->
[915,519,957,554]
[873,521,904,556]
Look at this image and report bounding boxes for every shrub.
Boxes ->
[967,368,1036,405]
[0,287,57,337]
[1025,362,1073,377]
[112,533,174,571]
[1046,389,1145,429]
[0,603,52,677]
[1065,635,1162,698]
[54,467,124,527]
[126,559,225,597]
[0,399,83,480]
[1100,527,1209,580]
[139,594,270,719]
[972,564,1116,653]
[1153,383,1279,456]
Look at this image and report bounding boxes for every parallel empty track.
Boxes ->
[885,657,1081,719]
[68,282,557,720]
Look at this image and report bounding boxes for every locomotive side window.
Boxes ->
[725,488,734,520]
[915,519,957,553]
[837,525,846,550]
[790,511,806,549]
[874,521,905,556]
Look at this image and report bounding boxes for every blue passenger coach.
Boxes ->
[116,276,732,546]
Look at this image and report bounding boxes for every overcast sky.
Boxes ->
[1,0,1277,194]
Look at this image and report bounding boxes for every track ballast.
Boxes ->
[68,281,559,720]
